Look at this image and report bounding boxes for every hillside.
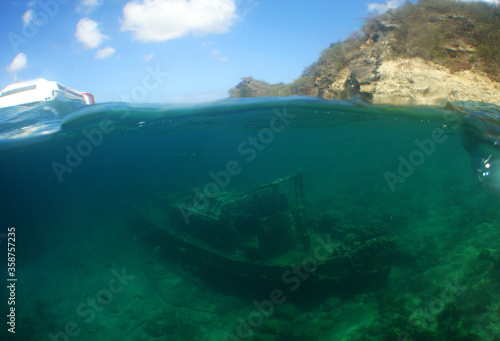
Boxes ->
[229,0,500,106]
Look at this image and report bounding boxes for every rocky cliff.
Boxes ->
[230,0,500,106]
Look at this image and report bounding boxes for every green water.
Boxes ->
[1,98,500,340]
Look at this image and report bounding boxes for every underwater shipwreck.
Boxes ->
[128,171,396,294]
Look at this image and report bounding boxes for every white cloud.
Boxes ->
[368,0,405,14]
[6,53,28,75]
[75,17,109,49]
[460,0,499,3]
[143,53,154,62]
[22,9,34,27]
[95,46,116,59]
[121,0,238,43]
[77,0,103,13]
[210,49,228,62]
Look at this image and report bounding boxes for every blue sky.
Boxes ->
[0,0,498,103]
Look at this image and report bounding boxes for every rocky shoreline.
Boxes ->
[230,1,500,107]
[340,57,500,106]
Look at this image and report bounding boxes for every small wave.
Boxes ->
[0,96,88,148]
[1,96,499,150]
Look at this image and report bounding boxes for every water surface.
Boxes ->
[1,97,499,340]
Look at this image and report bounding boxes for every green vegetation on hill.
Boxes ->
[230,0,500,98]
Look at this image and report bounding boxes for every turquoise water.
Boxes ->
[1,97,500,340]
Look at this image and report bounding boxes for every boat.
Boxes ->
[0,78,94,109]
[126,171,396,294]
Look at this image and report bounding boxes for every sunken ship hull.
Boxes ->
[127,171,395,293]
